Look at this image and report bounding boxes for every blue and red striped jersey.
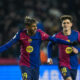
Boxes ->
[0,29,72,68]
[19,29,49,68]
[48,30,80,69]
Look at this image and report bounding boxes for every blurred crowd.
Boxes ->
[0,0,80,62]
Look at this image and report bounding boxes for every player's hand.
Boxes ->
[70,41,78,46]
[47,58,53,64]
[72,47,78,54]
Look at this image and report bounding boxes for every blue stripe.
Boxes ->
[68,30,78,69]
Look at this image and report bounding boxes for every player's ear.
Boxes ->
[71,23,73,28]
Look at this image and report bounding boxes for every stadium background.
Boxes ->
[0,0,80,80]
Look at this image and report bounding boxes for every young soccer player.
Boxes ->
[47,15,80,80]
[0,16,76,80]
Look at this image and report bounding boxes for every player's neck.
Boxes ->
[26,30,35,36]
[63,30,71,36]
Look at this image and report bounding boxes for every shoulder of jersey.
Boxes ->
[52,32,61,37]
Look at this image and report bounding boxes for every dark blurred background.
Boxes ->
[0,0,80,64]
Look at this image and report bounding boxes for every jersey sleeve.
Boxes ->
[37,29,49,40]
[38,29,72,45]
[47,41,53,58]
[0,31,20,53]
[75,32,80,53]
[48,36,72,45]
[78,32,80,43]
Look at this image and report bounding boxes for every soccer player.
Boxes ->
[47,15,80,80]
[0,16,76,80]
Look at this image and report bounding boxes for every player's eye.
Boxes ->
[31,25,37,27]
[63,22,66,24]
[63,22,70,24]
[67,22,70,24]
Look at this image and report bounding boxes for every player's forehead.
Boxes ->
[62,19,71,23]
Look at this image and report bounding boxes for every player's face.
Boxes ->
[62,19,72,31]
[26,23,37,35]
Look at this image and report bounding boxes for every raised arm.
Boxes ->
[0,31,20,53]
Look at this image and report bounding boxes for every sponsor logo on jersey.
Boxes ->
[65,47,72,54]
[65,40,72,54]
[26,46,33,53]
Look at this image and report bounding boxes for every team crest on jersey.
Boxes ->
[26,46,33,53]
[65,47,72,54]
[66,40,70,42]
[28,39,32,43]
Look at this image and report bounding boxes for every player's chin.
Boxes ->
[32,30,37,35]
[34,30,37,33]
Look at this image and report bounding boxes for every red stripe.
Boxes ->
[19,31,31,67]
[55,32,71,69]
